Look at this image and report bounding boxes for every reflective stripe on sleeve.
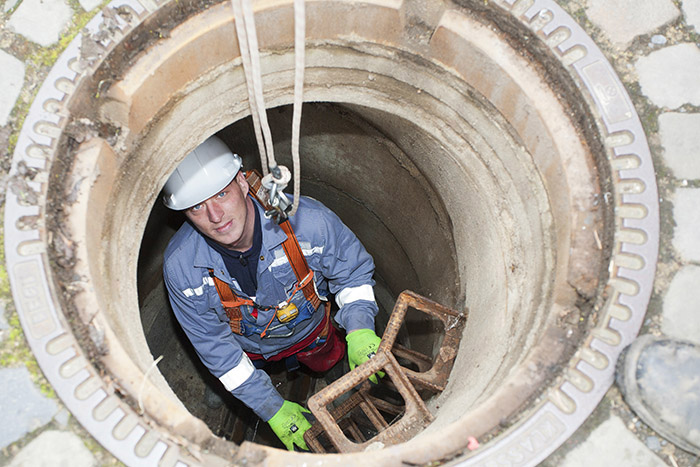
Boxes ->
[335,284,376,309]
[269,245,324,269]
[182,276,216,298]
[219,355,255,391]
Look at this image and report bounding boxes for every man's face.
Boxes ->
[184,172,253,251]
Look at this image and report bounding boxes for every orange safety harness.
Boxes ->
[209,170,322,338]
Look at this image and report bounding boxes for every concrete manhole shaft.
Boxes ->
[4,0,659,465]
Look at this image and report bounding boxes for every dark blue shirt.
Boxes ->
[204,201,262,296]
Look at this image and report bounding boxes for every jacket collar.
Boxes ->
[191,224,225,271]
[190,197,287,270]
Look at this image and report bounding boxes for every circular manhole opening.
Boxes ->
[4,0,658,465]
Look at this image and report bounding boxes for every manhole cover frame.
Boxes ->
[3,0,659,465]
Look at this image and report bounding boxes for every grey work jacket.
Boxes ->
[163,196,378,420]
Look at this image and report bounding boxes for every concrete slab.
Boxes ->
[662,265,700,345]
[78,0,103,12]
[8,430,97,467]
[636,43,700,108]
[0,367,59,448]
[586,0,679,47]
[658,112,700,180]
[683,0,700,33]
[560,416,666,467]
[0,50,25,127]
[6,0,72,47]
[672,188,700,262]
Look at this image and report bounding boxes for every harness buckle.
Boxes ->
[262,168,292,224]
[276,302,299,323]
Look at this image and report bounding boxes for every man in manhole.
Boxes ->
[161,135,383,451]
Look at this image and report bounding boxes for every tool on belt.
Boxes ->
[209,170,322,338]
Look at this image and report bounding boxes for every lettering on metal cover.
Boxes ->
[581,60,632,125]
[14,260,57,340]
[474,411,566,466]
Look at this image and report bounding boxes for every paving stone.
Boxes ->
[0,367,59,448]
[0,303,8,331]
[3,0,20,12]
[6,0,72,47]
[662,265,700,345]
[586,0,679,46]
[0,50,25,127]
[658,112,700,180]
[636,43,700,108]
[683,0,700,33]
[560,416,666,467]
[0,304,8,344]
[78,0,103,12]
[672,188,700,261]
[8,430,96,467]
[54,407,71,428]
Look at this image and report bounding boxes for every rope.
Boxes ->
[232,0,304,215]
[138,355,163,415]
[231,0,268,176]
[289,0,305,215]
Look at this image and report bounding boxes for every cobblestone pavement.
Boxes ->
[0,0,699,465]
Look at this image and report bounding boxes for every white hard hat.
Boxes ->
[162,135,242,210]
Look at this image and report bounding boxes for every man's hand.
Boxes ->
[346,329,385,383]
[267,400,312,451]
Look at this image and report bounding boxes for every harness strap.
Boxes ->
[210,270,254,335]
[245,170,321,310]
[208,170,322,337]
[279,219,320,309]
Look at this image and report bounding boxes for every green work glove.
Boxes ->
[346,329,385,383]
[267,400,312,451]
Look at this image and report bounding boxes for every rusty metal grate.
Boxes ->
[304,290,467,453]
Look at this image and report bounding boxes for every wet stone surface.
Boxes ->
[0,367,59,449]
[586,0,680,47]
